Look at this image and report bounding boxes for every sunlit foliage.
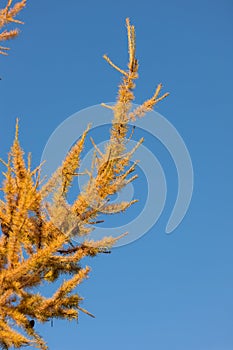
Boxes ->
[0,5,168,348]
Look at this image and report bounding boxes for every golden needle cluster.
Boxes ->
[0,0,26,56]
[0,4,168,349]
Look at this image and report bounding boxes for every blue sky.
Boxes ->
[1,0,233,349]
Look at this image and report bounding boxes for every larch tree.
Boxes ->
[0,1,168,349]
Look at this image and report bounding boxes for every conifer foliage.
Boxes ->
[0,0,26,55]
[0,2,168,348]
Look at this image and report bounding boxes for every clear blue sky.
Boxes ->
[1,0,233,349]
